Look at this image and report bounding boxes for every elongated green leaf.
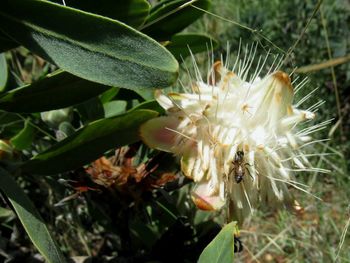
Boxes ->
[0,167,67,263]
[142,0,211,40]
[130,99,165,114]
[10,119,35,150]
[0,0,178,90]
[100,87,119,103]
[23,109,158,174]
[0,53,8,91]
[50,0,150,28]
[167,33,219,60]
[198,222,236,263]
[103,100,127,117]
[133,88,155,100]
[0,71,110,113]
[0,206,15,223]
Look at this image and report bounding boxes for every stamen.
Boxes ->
[164,127,197,142]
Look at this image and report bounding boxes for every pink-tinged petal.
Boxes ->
[140,116,180,152]
[191,182,225,211]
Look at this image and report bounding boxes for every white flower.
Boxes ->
[140,50,327,222]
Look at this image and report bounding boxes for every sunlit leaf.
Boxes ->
[198,222,236,263]
[0,0,178,90]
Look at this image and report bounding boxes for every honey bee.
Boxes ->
[230,150,252,183]
[232,151,245,183]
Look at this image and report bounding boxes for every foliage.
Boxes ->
[0,0,349,262]
[0,0,228,262]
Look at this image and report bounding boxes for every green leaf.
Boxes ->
[0,53,8,92]
[130,99,165,114]
[0,206,15,223]
[134,88,155,100]
[198,222,236,263]
[0,71,110,113]
[58,121,76,138]
[142,0,211,40]
[100,87,120,104]
[167,33,219,60]
[0,0,178,90]
[103,100,127,118]
[41,108,73,128]
[23,109,158,174]
[10,119,35,150]
[50,0,150,28]
[0,167,67,263]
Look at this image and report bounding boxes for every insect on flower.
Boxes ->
[230,150,251,184]
[140,43,330,223]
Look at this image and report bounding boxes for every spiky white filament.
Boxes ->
[140,46,327,222]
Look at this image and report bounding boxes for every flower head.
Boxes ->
[140,49,325,222]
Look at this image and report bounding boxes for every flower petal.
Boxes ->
[253,71,294,128]
[191,182,225,211]
[140,116,180,152]
[155,90,175,110]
